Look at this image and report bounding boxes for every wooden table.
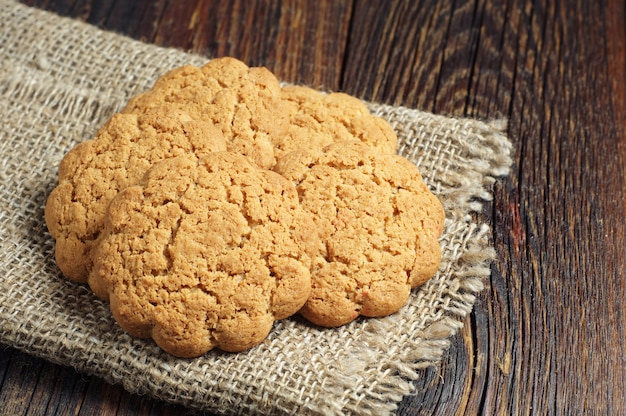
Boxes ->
[2,0,625,414]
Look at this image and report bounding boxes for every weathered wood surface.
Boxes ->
[2,0,625,414]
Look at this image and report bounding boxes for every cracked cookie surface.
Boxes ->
[122,57,289,169]
[273,85,398,160]
[45,105,227,282]
[274,141,445,327]
[89,153,318,356]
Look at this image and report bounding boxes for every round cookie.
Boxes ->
[274,141,445,327]
[122,57,289,169]
[273,85,398,160]
[89,153,319,356]
[45,105,227,282]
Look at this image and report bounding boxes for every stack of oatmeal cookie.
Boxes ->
[45,57,444,357]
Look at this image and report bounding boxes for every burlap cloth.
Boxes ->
[0,1,512,414]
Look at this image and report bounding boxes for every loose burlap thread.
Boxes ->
[0,1,512,414]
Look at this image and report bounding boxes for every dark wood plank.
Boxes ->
[343,0,626,415]
[24,359,89,416]
[0,348,43,415]
[0,347,199,416]
[22,0,353,90]
[150,0,353,89]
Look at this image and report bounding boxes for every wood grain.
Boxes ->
[5,0,626,414]
[344,2,626,414]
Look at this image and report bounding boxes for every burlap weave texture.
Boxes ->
[0,1,512,414]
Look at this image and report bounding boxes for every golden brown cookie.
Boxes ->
[89,153,319,356]
[45,105,227,282]
[273,85,398,160]
[122,57,289,169]
[274,141,445,327]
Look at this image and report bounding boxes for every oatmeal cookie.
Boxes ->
[89,153,318,356]
[274,141,445,327]
[122,57,289,169]
[45,105,227,282]
[273,85,398,160]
